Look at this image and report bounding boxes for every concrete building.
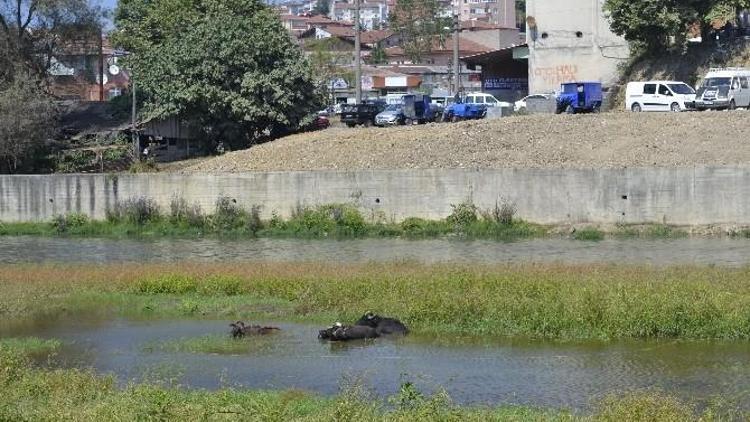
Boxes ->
[463,44,528,102]
[331,1,388,30]
[525,0,629,94]
[452,0,516,28]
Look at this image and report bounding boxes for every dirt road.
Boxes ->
[180,112,750,172]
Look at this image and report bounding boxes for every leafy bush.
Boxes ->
[482,200,517,226]
[446,201,478,228]
[210,196,244,230]
[51,213,90,233]
[168,196,205,227]
[106,197,161,224]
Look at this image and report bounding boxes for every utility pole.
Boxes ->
[99,28,105,102]
[131,76,138,161]
[354,0,362,103]
[452,13,460,96]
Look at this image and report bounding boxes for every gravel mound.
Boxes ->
[181,112,750,172]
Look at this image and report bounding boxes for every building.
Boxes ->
[460,21,520,50]
[47,37,130,102]
[384,35,490,65]
[452,0,516,28]
[462,44,528,102]
[331,1,388,30]
[525,0,629,94]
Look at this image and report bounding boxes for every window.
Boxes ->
[742,78,749,89]
[658,85,672,96]
[643,84,656,95]
[732,78,741,89]
[485,96,497,104]
[466,96,475,103]
[668,83,695,95]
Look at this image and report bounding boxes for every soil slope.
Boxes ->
[181,112,750,172]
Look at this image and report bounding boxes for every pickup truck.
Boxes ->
[341,103,385,127]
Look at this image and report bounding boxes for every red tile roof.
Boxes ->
[360,30,394,44]
[384,35,489,57]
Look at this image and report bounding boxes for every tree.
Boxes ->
[0,0,105,82]
[0,71,57,173]
[389,0,450,64]
[307,37,354,104]
[313,0,330,17]
[114,0,323,147]
[604,0,750,53]
[368,44,388,64]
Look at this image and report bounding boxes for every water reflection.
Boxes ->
[1,236,750,266]
[7,318,750,409]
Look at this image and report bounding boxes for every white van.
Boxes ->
[626,81,696,112]
[694,68,750,110]
[464,92,513,108]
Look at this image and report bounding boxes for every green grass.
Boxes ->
[0,210,546,241]
[572,228,604,241]
[6,262,750,341]
[0,345,742,421]
[0,337,61,356]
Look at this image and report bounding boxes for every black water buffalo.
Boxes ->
[355,312,409,335]
[230,321,280,338]
[318,322,379,341]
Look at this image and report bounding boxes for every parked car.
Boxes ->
[626,81,696,112]
[555,82,603,114]
[300,114,330,132]
[514,94,552,112]
[375,104,405,126]
[464,92,513,108]
[694,68,750,110]
[443,96,487,122]
[341,103,386,127]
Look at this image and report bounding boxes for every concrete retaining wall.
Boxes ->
[1,167,750,225]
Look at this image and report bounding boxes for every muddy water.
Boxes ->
[2,236,750,266]
[7,318,750,409]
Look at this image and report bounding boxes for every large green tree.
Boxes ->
[604,0,750,53]
[114,0,323,147]
[389,0,450,64]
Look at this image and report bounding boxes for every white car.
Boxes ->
[514,94,552,111]
[626,81,696,112]
[464,92,513,108]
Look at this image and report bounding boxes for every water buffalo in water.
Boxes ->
[230,321,280,338]
[355,312,409,335]
[318,322,379,341]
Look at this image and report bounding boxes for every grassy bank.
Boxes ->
[1,196,722,241]
[4,262,750,340]
[0,199,545,240]
[0,341,742,421]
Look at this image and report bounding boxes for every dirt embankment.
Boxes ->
[179,112,750,173]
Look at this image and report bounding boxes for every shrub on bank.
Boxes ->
[106,197,161,225]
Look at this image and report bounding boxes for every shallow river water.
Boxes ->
[2,235,750,266]
[5,318,750,409]
[3,235,750,410]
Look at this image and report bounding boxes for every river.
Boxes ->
[1,236,750,266]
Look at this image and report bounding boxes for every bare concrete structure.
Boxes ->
[526,0,629,94]
[2,168,750,226]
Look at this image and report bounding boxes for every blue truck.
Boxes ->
[555,82,603,114]
[442,95,487,122]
